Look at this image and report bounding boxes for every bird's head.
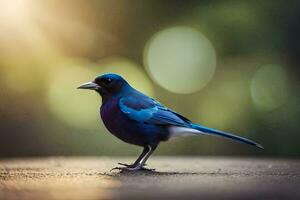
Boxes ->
[77,73,130,99]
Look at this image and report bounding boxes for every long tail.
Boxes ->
[190,124,264,149]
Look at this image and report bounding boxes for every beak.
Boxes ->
[77,82,100,90]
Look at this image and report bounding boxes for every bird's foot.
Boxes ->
[117,162,149,167]
[117,162,135,167]
[110,164,155,173]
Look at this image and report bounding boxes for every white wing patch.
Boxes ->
[168,126,206,138]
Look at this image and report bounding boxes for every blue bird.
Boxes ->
[78,73,263,171]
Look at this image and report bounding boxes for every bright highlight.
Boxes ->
[144,26,216,94]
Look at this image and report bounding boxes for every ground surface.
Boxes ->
[0,157,299,200]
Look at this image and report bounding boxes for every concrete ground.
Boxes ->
[0,157,299,200]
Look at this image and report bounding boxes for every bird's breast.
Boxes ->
[99,97,167,146]
[100,98,121,131]
[100,98,137,142]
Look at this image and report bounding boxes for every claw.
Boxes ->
[118,162,133,167]
[110,167,123,172]
[141,167,155,171]
[110,165,155,173]
[116,166,141,172]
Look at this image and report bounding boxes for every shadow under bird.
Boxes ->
[78,73,263,171]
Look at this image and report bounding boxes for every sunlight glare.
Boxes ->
[0,0,29,25]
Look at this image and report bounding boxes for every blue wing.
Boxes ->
[119,92,191,127]
[119,91,263,149]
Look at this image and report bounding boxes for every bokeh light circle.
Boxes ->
[144,26,216,94]
[250,64,290,111]
[47,59,100,130]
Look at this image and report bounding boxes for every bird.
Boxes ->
[78,73,263,171]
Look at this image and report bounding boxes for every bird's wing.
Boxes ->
[119,93,191,127]
[119,92,264,149]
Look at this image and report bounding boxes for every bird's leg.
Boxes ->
[117,147,149,168]
[132,145,155,171]
[112,145,156,172]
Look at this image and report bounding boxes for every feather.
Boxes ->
[119,92,190,127]
[191,124,264,149]
[168,126,203,138]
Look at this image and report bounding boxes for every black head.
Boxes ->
[77,73,130,98]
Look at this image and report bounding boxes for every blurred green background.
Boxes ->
[0,0,299,157]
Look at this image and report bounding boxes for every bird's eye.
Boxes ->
[103,78,112,85]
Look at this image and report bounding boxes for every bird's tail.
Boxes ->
[190,124,264,149]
